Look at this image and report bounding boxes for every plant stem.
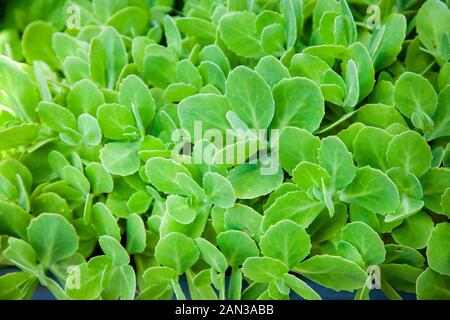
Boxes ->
[171,279,186,300]
[228,266,242,300]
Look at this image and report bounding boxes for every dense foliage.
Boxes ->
[0,0,449,300]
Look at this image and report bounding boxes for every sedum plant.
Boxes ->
[0,0,449,300]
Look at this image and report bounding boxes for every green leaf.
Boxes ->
[441,188,450,215]
[353,126,392,171]
[293,255,367,291]
[309,203,348,243]
[78,113,102,146]
[63,165,90,194]
[342,222,386,265]
[119,74,155,131]
[284,0,298,49]
[384,244,425,267]
[392,212,434,250]
[387,130,432,177]
[85,162,114,195]
[166,195,197,224]
[33,61,51,102]
[99,235,129,266]
[164,15,181,56]
[0,29,23,61]
[176,59,203,89]
[368,81,395,106]
[65,256,112,300]
[227,162,284,199]
[421,168,450,215]
[27,213,79,266]
[92,0,127,22]
[52,32,88,64]
[145,157,192,195]
[346,42,375,102]
[137,283,173,300]
[262,191,325,231]
[100,142,140,176]
[127,191,152,214]
[143,54,176,89]
[0,124,40,151]
[335,241,364,268]
[261,23,285,56]
[195,238,228,273]
[405,36,435,74]
[427,86,450,141]
[198,61,226,93]
[356,103,407,132]
[97,103,138,140]
[225,66,274,129]
[380,264,422,293]
[142,266,178,286]
[192,269,212,287]
[22,21,59,69]
[290,53,346,105]
[278,127,321,174]
[89,27,127,89]
[242,257,288,283]
[67,79,105,117]
[91,202,121,241]
[0,176,18,201]
[104,264,136,300]
[385,168,424,222]
[438,63,450,91]
[255,55,290,88]
[394,72,438,122]
[3,238,39,274]
[224,204,263,242]
[416,269,450,300]
[371,14,406,72]
[340,167,400,214]
[63,57,89,84]
[343,59,359,109]
[219,12,263,58]
[0,56,38,122]
[318,136,356,190]
[175,173,206,201]
[178,94,231,142]
[106,6,149,37]
[283,273,321,300]
[38,102,76,132]
[271,77,324,132]
[416,0,450,64]
[0,272,37,300]
[176,17,217,43]
[203,172,236,208]
[217,230,259,267]
[427,222,450,276]
[165,83,198,102]
[154,232,200,274]
[260,220,311,269]
[199,45,231,75]
[126,214,146,254]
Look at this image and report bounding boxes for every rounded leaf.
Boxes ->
[386,130,432,177]
[427,223,450,276]
[27,213,79,266]
[154,232,199,274]
[100,142,140,176]
[260,220,311,268]
[242,257,288,283]
[216,230,259,267]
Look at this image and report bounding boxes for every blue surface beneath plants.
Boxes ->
[1,268,416,300]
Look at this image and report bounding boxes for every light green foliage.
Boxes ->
[0,0,448,301]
